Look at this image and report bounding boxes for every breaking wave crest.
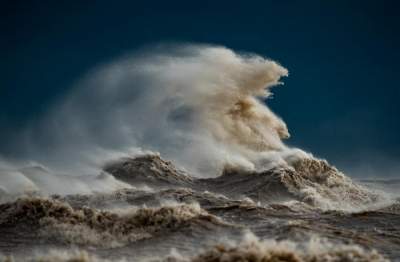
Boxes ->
[0,233,388,262]
[168,232,387,262]
[279,157,386,210]
[0,197,223,247]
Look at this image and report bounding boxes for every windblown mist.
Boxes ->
[1,45,304,189]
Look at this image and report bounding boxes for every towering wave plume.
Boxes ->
[1,44,294,178]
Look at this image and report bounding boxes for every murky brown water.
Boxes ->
[1,155,399,261]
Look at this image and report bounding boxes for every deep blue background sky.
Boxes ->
[1,0,399,177]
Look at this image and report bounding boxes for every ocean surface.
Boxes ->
[0,154,399,262]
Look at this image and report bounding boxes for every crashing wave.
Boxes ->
[0,44,397,260]
[0,45,292,178]
[0,45,391,213]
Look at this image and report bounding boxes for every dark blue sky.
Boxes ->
[1,0,399,177]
